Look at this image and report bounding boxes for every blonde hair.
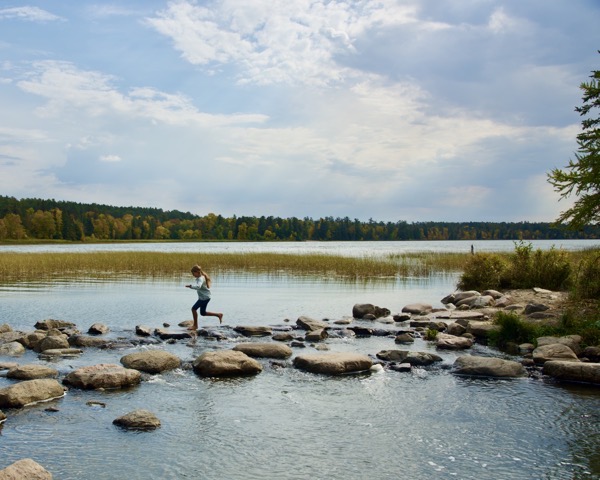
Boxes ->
[191,264,211,288]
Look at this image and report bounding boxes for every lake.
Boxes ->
[1,240,599,479]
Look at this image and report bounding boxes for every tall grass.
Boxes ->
[0,251,467,282]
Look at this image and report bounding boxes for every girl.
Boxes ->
[185,264,223,330]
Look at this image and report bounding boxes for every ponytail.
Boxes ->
[191,264,212,288]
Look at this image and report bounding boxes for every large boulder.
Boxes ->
[0,379,66,408]
[63,364,141,390]
[533,344,580,365]
[293,352,372,375]
[120,350,181,374]
[543,361,600,385]
[0,458,53,479]
[452,355,527,378]
[233,343,292,359]
[352,304,390,319]
[7,365,58,380]
[193,350,262,377]
[113,409,161,431]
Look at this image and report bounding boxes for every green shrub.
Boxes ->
[488,311,555,349]
[424,328,438,341]
[505,241,571,290]
[572,250,600,300]
[457,252,508,291]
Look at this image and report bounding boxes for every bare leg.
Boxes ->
[205,311,223,324]
[188,309,199,330]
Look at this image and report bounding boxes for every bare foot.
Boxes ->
[217,313,223,324]
[187,325,198,331]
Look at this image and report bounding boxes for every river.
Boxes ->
[0,240,599,479]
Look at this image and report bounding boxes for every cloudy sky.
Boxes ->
[0,1,598,222]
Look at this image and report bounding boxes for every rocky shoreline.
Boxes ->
[1,287,599,478]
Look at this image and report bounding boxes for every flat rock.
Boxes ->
[34,319,76,331]
[63,364,141,390]
[452,355,527,378]
[0,379,66,408]
[293,352,372,375]
[533,344,580,365]
[436,334,473,350]
[376,350,442,366]
[193,350,262,377]
[68,334,112,348]
[296,316,329,331]
[233,343,292,359]
[7,365,58,380]
[543,361,600,385]
[402,303,433,315]
[120,350,181,374]
[233,326,272,337]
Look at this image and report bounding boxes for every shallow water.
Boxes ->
[1,241,599,479]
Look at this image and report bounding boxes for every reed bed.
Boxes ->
[0,251,469,283]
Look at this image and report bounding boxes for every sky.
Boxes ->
[0,1,598,223]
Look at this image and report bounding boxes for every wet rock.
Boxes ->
[452,355,527,378]
[193,350,262,377]
[394,333,415,344]
[543,361,600,385]
[352,304,390,319]
[63,364,141,390]
[446,323,467,336]
[293,352,372,375]
[113,409,161,431]
[296,316,329,331]
[402,303,433,315]
[34,319,76,331]
[233,343,293,359]
[7,365,58,380]
[304,329,328,342]
[0,458,53,479]
[272,332,296,342]
[135,325,153,337]
[0,410,5,423]
[0,379,66,408]
[390,363,412,372]
[233,326,272,337]
[376,350,443,366]
[68,334,112,348]
[38,348,83,359]
[0,362,18,370]
[88,323,109,335]
[581,346,600,362]
[120,350,181,374]
[153,329,192,341]
[347,326,373,337]
[19,332,46,350]
[393,313,411,322]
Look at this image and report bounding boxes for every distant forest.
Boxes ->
[0,195,598,242]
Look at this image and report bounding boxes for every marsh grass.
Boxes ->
[0,251,469,283]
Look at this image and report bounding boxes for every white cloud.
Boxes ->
[0,6,64,23]
[99,154,122,163]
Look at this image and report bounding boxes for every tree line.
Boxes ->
[0,196,598,242]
